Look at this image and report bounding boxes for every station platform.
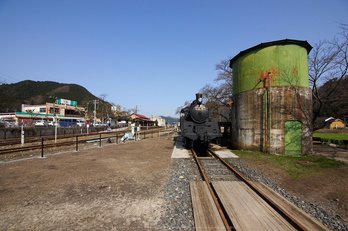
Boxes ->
[171,137,239,159]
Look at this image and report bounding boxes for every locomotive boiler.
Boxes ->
[180,93,221,147]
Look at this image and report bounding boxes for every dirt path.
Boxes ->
[0,138,174,230]
[312,141,348,164]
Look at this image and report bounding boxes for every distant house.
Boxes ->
[330,119,346,129]
[315,117,346,129]
[103,116,130,126]
[130,113,154,126]
[117,116,129,125]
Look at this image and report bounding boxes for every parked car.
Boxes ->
[76,120,85,127]
[35,120,48,126]
[48,121,60,127]
[93,121,107,127]
[0,119,16,127]
[85,120,93,126]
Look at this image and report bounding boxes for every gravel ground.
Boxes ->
[158,158,198,230]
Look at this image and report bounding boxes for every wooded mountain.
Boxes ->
[0,80,98,112]
[314,75,348,119]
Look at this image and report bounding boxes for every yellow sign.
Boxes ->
[194,106,206,111]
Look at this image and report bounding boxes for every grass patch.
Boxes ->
[313,133,348,140]
[232,150,344,179]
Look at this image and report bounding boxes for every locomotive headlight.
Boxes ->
[196,93,203,105]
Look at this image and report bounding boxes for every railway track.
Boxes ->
[0,133,122,155]
[0,128,172,161]
[190,146,328,231]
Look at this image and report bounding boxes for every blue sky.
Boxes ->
[0,0,347,118]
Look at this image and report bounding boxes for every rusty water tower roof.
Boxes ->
[229,39,312,68]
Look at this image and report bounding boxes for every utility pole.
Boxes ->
[49,95,58,143]
[93,100,99,124]
[268,72,271,154]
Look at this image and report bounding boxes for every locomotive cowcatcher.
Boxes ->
[180,93,221,148]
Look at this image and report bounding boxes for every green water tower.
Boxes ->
[229,39,313,155]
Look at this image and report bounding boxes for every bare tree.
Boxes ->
[108,103,128,124]
[97,94,115,123]
[175,100,191,116]
[175,59,233,121]
[214,59,233,91]
[98,94,107,101]
[309,23,348,129]
[200,59,233,122]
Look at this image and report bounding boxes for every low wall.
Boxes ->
[0,125,164,140]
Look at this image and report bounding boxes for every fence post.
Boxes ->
[21,126,25,146]
[76,136,78,151]
[41,137,44,157]
[99,133,102,147]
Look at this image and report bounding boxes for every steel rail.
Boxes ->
[0,136,102,155]
[0,140,79,155]
[0,128,168,155]
[0,127,166,146]
[191,147,231,231]
[207,147,307,231]
[0,131,108,146]
[0,145,41,154]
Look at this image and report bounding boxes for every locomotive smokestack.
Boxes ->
[196,93,203,105]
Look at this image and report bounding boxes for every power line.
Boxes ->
[0,72,21,83]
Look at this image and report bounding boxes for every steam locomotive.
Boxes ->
[180,93,221,148]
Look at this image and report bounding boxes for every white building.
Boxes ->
[150,116,166,126]
[21,102,84,119]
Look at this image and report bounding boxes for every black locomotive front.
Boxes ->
[180,93,221,146]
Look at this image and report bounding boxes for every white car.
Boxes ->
[94,121,107,127]
[76,120,85,127]
[48,121,60,127]
[35,120,48,126]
